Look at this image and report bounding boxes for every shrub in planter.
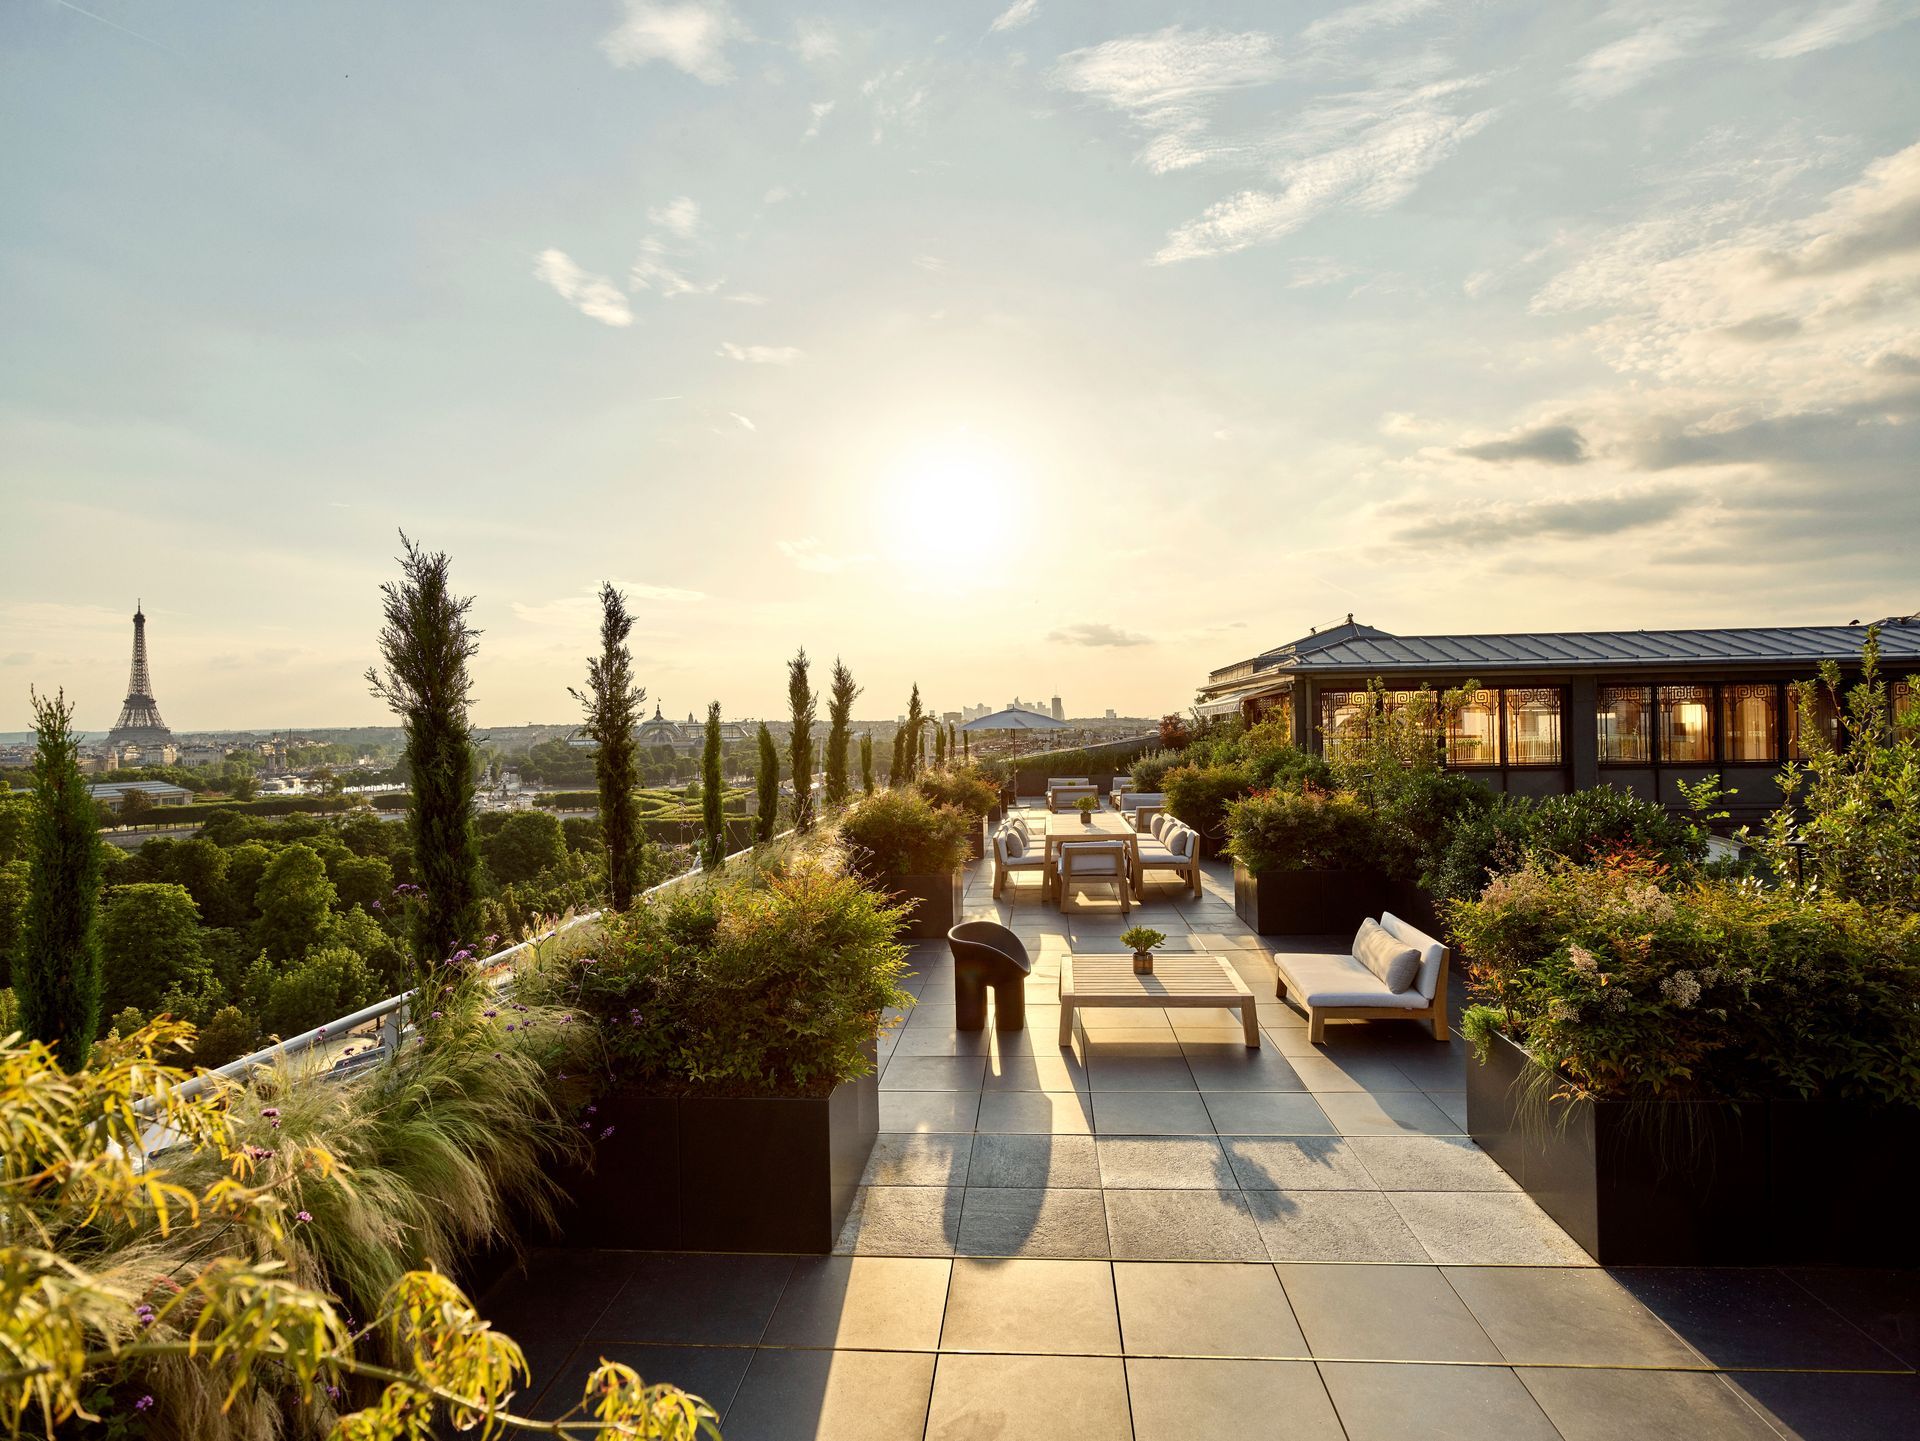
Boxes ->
[1163,762,1254,856]
[1454,860,1920,1261]
[1225,787,1379,874]
[1432,787,1708,908]
[549,849,912,1250]
[838,788,972,937]
[917,765,999,858]
[1128,748,1184,793]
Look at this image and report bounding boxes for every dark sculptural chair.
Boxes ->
[947,921,1033,1032]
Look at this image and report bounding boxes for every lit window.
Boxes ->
[1503,688,1563,766]
[1598,685,1653,764]
[1659,685,1714,763]
[1319,691,1368,760]
[1447,689,1499,767]
[1895,681,1917,741]
[1720,684,1779,762]
[1787,684,1842,759]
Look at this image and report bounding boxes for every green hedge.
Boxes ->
[101,795,355,829]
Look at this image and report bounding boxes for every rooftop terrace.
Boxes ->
[479,800,1918,1441]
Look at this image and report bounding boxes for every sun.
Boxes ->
[884,434,1019,579]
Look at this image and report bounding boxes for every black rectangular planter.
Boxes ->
[1233,863,1384,936]
[557,1058,879,1254]
[889,868,963,939]
[1467,1030,1920,1265]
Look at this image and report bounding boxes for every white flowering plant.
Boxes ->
[1452,859,1920,1105]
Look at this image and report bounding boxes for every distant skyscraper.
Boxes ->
[1050,695,1065,722]
[106,600,175,763]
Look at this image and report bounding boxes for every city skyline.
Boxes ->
[4,2,1917,728]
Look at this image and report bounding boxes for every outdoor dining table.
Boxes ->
[1044,810,1145,901]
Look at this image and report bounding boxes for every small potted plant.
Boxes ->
[1075,795,1098,826]
[1121,925,1166,975]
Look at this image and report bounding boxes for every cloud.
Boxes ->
[1154,84,1495,262]
[1394,486,1695,544]
[913,254,948,272]
[717,341,805,364]
[792,18,839,63]
[1566,15,1717,104]
[599,1,743,84]
[803,99,835,141]
[1300,0,1443,46]
[1869,348,1920,374]
[1050,27,1285,174]
[990,0,1039,34]
[1455,424,1591,465]
[1754,0,1916,59]
[630,240,723,299]
[861,66,929,143]
[1717,313,1804,341]
[1047,622,1152,647]
[1,653,31,667]
[648,196,700,238]
[532,250,633,326]
[778,538,869,573]
[1288,257,1356,288]
[512,581,705,626]
[730,412,756,430]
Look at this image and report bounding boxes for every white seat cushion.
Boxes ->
[1135,842,1178,864]
[1278,952,1432,1010]
[1059,854,1124,875]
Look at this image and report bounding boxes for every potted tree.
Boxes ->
[1224,786,1384,935]
[538,849,910,1253]
[839,788,972,939]
[1075,795,1098,826]
[1121,925,1166,976]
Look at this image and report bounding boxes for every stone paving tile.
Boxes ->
[1179,1046,1308,1092]
[877,1091,980,1135]
[888,1026,993,1057]
[975,1088,1095,1135]
[1346,1135,1517,1191]
[1319,1360,1561,1441]
[924,1354,1131,1441]
[1725,1371,1920,1441]
[723,1347,937,1441]
[880,1055,989,1091]
[1126,1358,1346,1441]
[525,1343,753,1425]
[1245,1190,1430,1263]
[1783,1267,1920,1368]
[1519,1368,1782,1441]
[760,1257,953,1351]
[1113,1262,1307,1358]
[1279,1263,1501,1363]
[835,1185,963,1256]
[1613,1269,1912,1371]
[1284,1055,1421,1093]
[1091,1090,1217,1135]
[860,1133,974,1187]
[1428,1090,1472,1129]
[962,1132,1100,1188]
[980,1049,1089,1091]
[1103,1188,1269,1262]
[1085,1053,1200,1092]
[1201,1091,1337,1136]
[1445,1267,1705,1367]
[1222,1135,1378,1191]
[939,1258,1121,1354]
[1387,1192,1594,1266]
[955,1186,1111,1258]
[1316,1089,1464,1138]
[589,1254,795,1345]
[1094,1135,1238,1189]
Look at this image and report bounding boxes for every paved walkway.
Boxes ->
[482,805,1919,1439]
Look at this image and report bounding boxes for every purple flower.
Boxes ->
[371,900,383,913]
[483,1009,498,1019]
[429,1010,442,1021]
[317,1026,329,1038]
[325,1385,341,1402]
[504,1023,516,1033]
[586,1104,597,1115]
[296,1210,313,1224]
[134,1303,155,1327]
[561,1014,573,1024]
[134,1396,155,1413]
[599,1126,615,1140]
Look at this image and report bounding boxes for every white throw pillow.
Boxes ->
[1352,918,1420,993]
[1003,829,1026,859]
[1168,827,1193,859]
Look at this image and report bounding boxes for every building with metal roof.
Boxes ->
[1196,613,1919,819]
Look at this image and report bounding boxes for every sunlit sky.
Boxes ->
[3,1,1918,731]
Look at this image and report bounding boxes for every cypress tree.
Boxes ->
[701,702,724,868]
[933,721,947,768]
[889,729,908,787]
[570,583,646,911]
[755,722,780,842]
[824,657,860,808]
[788,648,817,832]
[903,684,925,782]
[860,732,875,794]
[18,688,103,1069]
[962,728,970,762]
[366,534,482,975]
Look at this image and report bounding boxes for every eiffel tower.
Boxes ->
[105,600,174,760]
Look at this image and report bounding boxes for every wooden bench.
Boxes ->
[1060,954,1258,1048]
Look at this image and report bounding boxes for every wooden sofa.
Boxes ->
[1271,911,1450,1042]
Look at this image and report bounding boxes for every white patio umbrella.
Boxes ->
[961,707,1071,766]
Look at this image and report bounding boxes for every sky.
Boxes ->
[2,0,1917,732]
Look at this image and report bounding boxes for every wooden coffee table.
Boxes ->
[1059,954,1259,1048]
